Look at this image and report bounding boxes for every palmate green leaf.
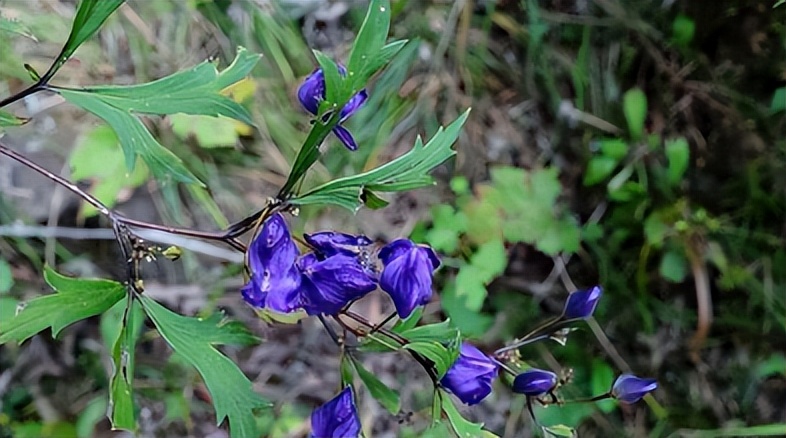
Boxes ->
[291,109,469,211]
[351,358,401,414]
[140,296,268,438]
[56,47,260,185]
[0,267,125,344]
[100,299,144,431]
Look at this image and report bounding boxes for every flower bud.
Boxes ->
[512,368,558,397]
[440,343,499,405]
[611,374,658,403]
[563,286,602,319]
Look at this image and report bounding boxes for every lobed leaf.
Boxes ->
[0,267,125,344]
[140,296,267,438]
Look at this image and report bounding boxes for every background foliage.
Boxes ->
[0,0,784,437]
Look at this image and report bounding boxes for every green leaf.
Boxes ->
[397,320,459,343]
[69,124,148,216]
[170,114,239,148]
[0,267,125,344]
[623,88,647,140]
[75,396,107,438]
[0,109,30,128]
[660,249,688,283]
[351,358,401,414]
[392,306,423,332]
[665,137,690,185]
[440,392,486,438]
[543,424,577,438]
[346,0,399,93]
[57,47,260,185]
[671,14,695,48]
[0,14,37,41]
[584,156,618,186]
[291,109,469,211]
[101,298,144,431]
[140,296,268,438]
[771,87,786,114]
[405,340,459,378]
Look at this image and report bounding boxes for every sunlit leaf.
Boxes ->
[623,88,647,140]
[0,267,125,344]
[665,137,690,186]
[140,296,268,438]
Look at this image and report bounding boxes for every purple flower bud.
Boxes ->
[305,231,373,258]
[378,239,440,318]
[310,386,361,438]
[611,374,658,403]
[297,67,368,151]
[440,343,499,405]
[298,253,377,315]
[242,214,304,313]
[563,286,602,319]
[512,368,558,397]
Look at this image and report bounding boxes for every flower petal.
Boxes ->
[563,286,603,319]
[339,89,368,121]
[379,240,439,318]
[440,343,498,405]
[300,254,377,315]
[512,369,558,397]
[310,386,361,438]
[305,231,373,258]
[332,125,358,151]
[611,374,658,403]
[297,69,325,115]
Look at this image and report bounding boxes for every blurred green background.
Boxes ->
[1,0,784,437]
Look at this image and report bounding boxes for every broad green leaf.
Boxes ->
[140,296,268,438]
[57,47,260,185]
[440,392,486,438]
[623,88,647,140]
[50,0,124,78]
[455,266,489,311]
[0,297,19,324]
[599,138,629,160]
[660,249,688,283]
[69,124,148,216]
[405,340,459,378]
[665,137,690,186]
[590,360,616,414]
[0,14,36,40]
[0,267,125,344]
[0,109,29,128]
[291,109,469,211]
[352,358,401,414]
[101,299,144,431]
[397,320,459,343]
[583,156,618,186]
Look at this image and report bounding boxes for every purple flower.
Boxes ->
[512,369,558,397]
[297,67,368,151]
[241,214,303,313]
[378,239,440,318]
[242,215,377,315]
[563,286,602,319]
[611,374,658,403]
[298,253,377,315]
[310,386,361,438]
[305,231,373,258]
[440,343,499,405]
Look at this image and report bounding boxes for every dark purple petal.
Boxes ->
[512,369,558,397]
[332,125,358,151]
[243,214,304,313]
[563,286,602,319]
[297,69,325,115]
[300,254,377,315]
[305,231,373,258]
[379,239,440,318]
[310,386,361,438]
[440,343,498,405]
[339,89,368,121]
[611,374,658,404]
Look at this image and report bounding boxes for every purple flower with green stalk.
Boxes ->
[563,286,603,319]
[378,239,441,318]
[440,343,499,405]
[611,374,658,403]
[297,66,368,151]
[310,386,361,438]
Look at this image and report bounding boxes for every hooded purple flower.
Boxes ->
[243,215,377,315]
[611,374,658,404]
[241,214,303,313]
[298,253,377,315]
[440,343,499,405]
[512,368,558,397]
[305,231,373,258]
[563,286,603,319]
[297,67,368,151]
[310,386,361,438]
[378,239,440,318]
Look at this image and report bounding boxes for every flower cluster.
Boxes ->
[242,213,440,317]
